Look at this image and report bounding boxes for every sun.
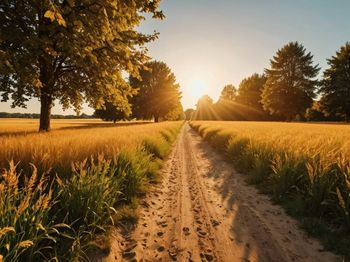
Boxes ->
[188,79,207,100]
[182,77,211,108]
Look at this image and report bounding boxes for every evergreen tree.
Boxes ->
[261,42,320,120]
[130,61,182,122]
[320,42,350,122]
[0,0,163,131]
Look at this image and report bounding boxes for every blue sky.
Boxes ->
[1,0,349,114]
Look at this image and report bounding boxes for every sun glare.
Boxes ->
[188,79,208,100]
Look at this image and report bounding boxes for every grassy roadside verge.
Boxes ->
[0,122,182,261]
[189,121,350,259]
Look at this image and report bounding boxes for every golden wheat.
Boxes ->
[192,121,350,163]
[0,119,182,260]
[190,120,350,257]
[0,120,180,171]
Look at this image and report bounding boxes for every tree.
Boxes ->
[220,84,237,101]
[261,42,320,121]
[94,101,130,123]
[215,85,238,120]
[130,61,182,122]
[305,101,327,121]
[164,101,184,121]
[0,0,164,131]
[320,42,350,122]
[237,74,266,110]
[193,95,215,120]
[234,73,269,120]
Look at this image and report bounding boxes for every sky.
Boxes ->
[1,0,350,114]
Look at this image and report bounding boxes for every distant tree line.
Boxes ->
[0,112,93,119]
[191,41,350,122]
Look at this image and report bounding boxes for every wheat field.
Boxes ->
[0,120,182,261]
[190,121,350,160]
[0,120,174,172]
[190,121,350,255]
[0,118,153,136]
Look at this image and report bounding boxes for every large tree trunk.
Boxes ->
[37,14,56,132]
[38,52,55,132]
[154,115,159,122]
[39,93,53,132]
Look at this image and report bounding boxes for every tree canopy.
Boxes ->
[320,42,350,122]
[193,95,215,120]
[236,74,266,110]
[215,85,239,120]
[0,0,163,131]
[130,61,182,122]
[261,42,320,121]
[220,84,237,101]
[163,101,184,121]
[94,101,129,123]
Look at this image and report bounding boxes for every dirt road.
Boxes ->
[102,124,338,262]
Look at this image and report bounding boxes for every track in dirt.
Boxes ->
[101,124,338,262]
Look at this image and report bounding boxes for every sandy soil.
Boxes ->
[98,124,339,262]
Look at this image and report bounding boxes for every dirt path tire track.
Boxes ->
[100,124,339,262]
